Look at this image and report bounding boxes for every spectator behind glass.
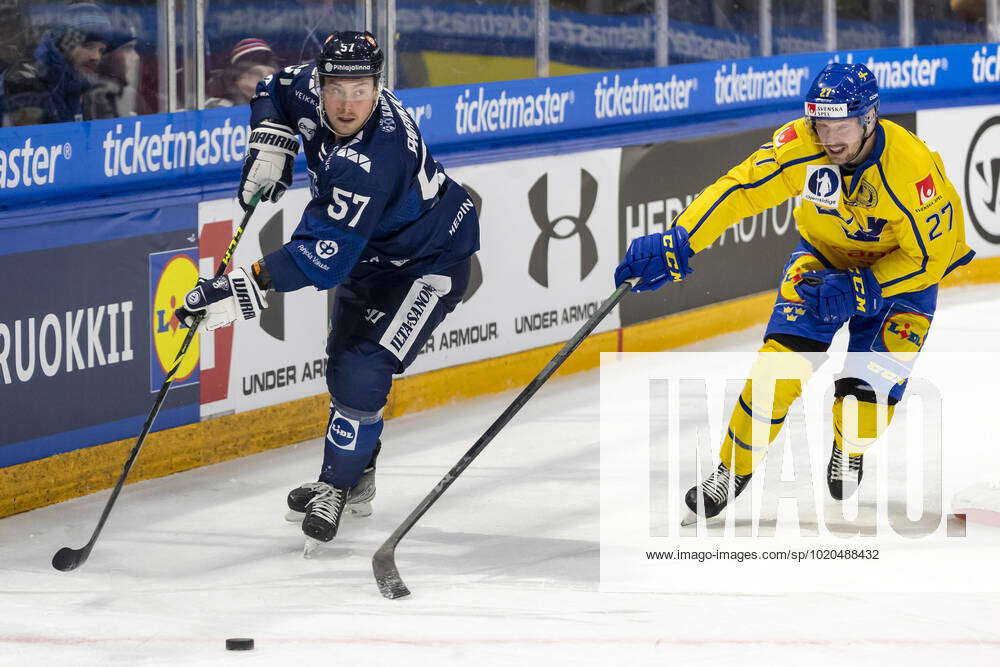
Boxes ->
[0,2,114,126]
[83,14,144,120]
[205,38,279,108]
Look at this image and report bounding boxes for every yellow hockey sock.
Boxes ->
[720,339,814,476]
[833,397,895,456]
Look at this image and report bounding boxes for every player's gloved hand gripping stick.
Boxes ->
[51,191,264,572]
[373,276,639,599]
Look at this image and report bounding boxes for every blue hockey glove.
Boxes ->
[175,267,267,331]
[794,267,882,324]
[614,226,694,293]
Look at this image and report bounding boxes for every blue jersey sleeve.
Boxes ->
[275,163,391,290]
[249,64,307,128]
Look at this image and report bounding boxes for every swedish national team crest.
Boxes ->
[149,248,200,391]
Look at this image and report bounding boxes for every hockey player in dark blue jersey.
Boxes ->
[177,31,480,548]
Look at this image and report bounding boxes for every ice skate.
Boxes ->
[286,481,328,522]
[681,462,752,526]
[827,442,863,500]
[285,470,376,522]
[286,442,380,521]
[299,483,348,557]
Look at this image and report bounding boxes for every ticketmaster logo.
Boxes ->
[102,119,249,177]
[834,54,948,89]
[714,62,811,104]
[594,74,697,119]
[0,138,70,189]
[454,87,574,135]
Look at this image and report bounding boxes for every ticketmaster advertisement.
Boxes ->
[197,193,332,419]
[2,43,995,210]
[917,104,1000,258]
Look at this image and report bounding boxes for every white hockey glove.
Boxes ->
[175,267,267,332]
[239,119,299,210]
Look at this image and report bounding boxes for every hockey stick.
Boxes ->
[52,191,263,572]
[372,278,637,598]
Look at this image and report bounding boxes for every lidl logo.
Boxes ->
[149,248,200,391]
[881,311,930,362]
[329,415,358,450]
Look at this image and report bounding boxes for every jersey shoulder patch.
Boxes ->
[772,118,823,163]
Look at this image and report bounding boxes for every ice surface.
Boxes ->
[2,285,999,665]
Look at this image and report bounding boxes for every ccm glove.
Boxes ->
[175,267,267,332]
[794,267,882,324]
[239,119,299,210]
[614,226,694,293]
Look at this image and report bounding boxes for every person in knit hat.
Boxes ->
[82,11,144,120]
[205,38,279,108]
[0,1,115,125]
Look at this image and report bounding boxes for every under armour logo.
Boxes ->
[527,170,598,287]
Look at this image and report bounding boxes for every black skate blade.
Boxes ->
[303,537,324,559]
[52,546,86,571]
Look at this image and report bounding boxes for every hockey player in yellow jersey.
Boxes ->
[614,62,975,522]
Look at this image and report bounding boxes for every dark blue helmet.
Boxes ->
[316,31,384,81]
[804,62,879,121]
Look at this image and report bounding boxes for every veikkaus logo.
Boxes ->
[594,74,697,120]
[714,62,810,105]
[0,138,71,189]
[454,86,573,135]
[833,53,947,89]
[972,45,1000,83]
[102,119,249,177]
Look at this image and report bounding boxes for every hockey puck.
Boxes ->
[225,638,254,651]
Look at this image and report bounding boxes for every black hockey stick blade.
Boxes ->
[372,278,636,598]
[373,543,410,599]
[51,193,262,572]
[52,545,88,572]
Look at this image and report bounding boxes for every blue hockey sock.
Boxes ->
[319,401,384,489]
